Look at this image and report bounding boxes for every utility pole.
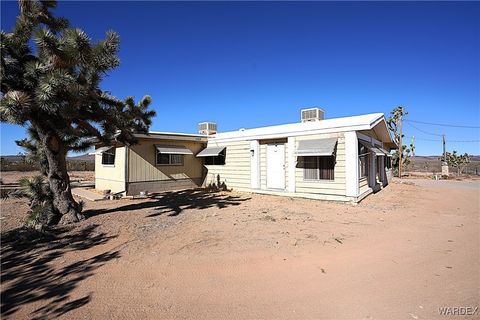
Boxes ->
[411,136,415,156]
[442,134,446,162]
[441,133,449,177]
[398,107,403,179]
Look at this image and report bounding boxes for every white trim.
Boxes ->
[134,132,208,142]
[345,131,359,197]
[210,113,387,143]
[287,137,296,192]
[211,124,375,143]
[250,140,260,189]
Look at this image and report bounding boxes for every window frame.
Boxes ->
[302,156,335,181]
[386,156,392,169]
[101,147,116,166]
[203,149,226,166]
[358,142,369,179]
[155,152,184,166]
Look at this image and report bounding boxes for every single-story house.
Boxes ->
[95,108,396,202]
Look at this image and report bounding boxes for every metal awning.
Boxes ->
[196,146,225,157]
[155,145,193,155]
[295,138,338,156]
[95,146,112,155]
[370,146,386,156]
[360,141,388,156]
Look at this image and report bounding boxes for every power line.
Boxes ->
[405,136,480,143]
[405,121,443,136]
[404,119,480,129]
[449,139,480,143]
[405,136,441,142]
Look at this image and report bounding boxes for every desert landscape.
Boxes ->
[1,178,479,319]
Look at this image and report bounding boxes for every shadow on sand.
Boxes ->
[1,224,119,319]
[84,189,251,218]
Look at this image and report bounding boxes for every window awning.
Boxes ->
[95,146,112,155]
[155,145,193,155]
[196,146,225,157]
[370,146,386,156]
[360,141,388,156]
[295,138,337,156]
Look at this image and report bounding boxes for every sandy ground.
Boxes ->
[0,171,94,184]
[1,179,479,319]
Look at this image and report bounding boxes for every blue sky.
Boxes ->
[1,1,479,155]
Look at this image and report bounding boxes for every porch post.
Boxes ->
[345,131,359,198]
[370,152,377,187]
[380,155,385,184]
[250,140,260,189]
[287,136,296,193]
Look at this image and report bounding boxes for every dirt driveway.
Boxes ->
[1,179,479,319]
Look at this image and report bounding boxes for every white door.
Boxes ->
[267,144,285,189]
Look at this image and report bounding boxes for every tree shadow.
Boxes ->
[1,224,119,319]
[84,189,251,219]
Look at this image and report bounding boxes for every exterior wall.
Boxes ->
[294,132,347,196]
[359,176,370,195]
[127,138,205,195]
[95,146,126,193]
[357,130,393,195]
[203,140,251,189]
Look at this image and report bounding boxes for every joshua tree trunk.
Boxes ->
[35,123,84,224]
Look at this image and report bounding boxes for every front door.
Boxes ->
[266,144,285,189]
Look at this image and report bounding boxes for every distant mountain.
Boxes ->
[412,155,480,161]
[1,154,94,162]
[68,154,95,161]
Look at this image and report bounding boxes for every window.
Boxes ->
[101,147,115,165]
[386,156,392,169]
[204,149,226,165]
[376,156,382,176]
[358,142,369,178]
[302,156,335,180]
[156,153,183,165]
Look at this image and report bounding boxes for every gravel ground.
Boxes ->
[0,171,94,184]
[1,179,479,319]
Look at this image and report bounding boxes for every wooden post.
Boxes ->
[398,108,403,179]
[442,134,446,162]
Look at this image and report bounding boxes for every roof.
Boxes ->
[210,113,391,142]
[134,131,208,142]
[128,112,393,145]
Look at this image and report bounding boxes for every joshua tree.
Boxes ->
[441,151,471,176]
[387,106,415,176]
[6,175,61,229]
[1,1,155,224]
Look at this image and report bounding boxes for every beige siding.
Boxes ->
[95,146,126,193]
[204,140,251,189]
[128,139,205,183]
[359,177,370,194]
[294,132,347,196]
